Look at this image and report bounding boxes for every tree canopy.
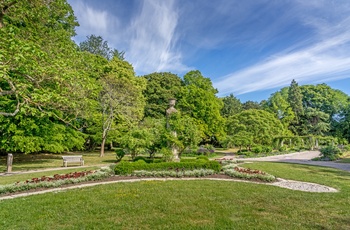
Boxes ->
[1,0,350,156]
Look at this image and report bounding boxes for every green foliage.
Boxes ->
[262,146,273,153]
[196,156,209,161]
[167,112,204,155]
[179,70,225,140]
[0,112,85,153]
[79,34,124,60]
[114,160,222,175]
[142,72,183,118]
[132,169,215,178]
[226,109,290,147]
[115,149,125,162]
[288,79,304,122]
[221,94,242,117]
[98,58,146,156]
[159,147,173,162]
[264,88,295,128]
[242,100,262,110]
[119,126,153,159]
[320,145,342,161]
[252,146,263,154]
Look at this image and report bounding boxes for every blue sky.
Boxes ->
[67,0,350,102]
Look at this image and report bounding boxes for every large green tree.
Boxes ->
[178,70,224,141]
[98,58,146,157]
[79,34,125,61]
[226,109,290,146]
[288,79,304,124]
[264,88,295,128]
[0,0,98,153]
[142,72,183,118]
[221,94,242,117]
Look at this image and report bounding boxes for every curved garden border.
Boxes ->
[0,177,338,201]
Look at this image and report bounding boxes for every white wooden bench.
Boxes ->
[62,155,84,167]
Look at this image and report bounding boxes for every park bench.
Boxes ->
[62,155,84,167]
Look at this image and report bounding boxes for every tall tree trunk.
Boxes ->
[100,136,106,157]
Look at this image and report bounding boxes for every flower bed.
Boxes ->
[17,171,96,184]
[0,167,114,195]
[223,165,276,182]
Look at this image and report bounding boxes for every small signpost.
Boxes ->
[7,153,13,173]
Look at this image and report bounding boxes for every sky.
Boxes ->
[67,0,350,102]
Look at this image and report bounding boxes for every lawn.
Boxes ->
[338,152,350,163]
[1,162,349,229]
[0,151,117,172]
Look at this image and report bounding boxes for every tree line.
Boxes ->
[1,0,350,157]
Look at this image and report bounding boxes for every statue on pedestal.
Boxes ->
[166,98,180,162]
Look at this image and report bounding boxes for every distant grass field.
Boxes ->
[1,162,349,229]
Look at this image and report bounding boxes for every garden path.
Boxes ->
[219,151,350,172]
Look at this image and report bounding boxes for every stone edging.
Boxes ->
[0,177,338,201]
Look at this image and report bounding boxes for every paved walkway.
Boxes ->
[219,151,350,172]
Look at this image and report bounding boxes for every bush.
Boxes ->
[133,169,215,178]
[262,146,272,153]
[252,146,263,154]
[278,146,287,152]
[320,145,342,161]
[115,149,125,162]
[133,156,147,162]
[196,156,209,161]
[160,148,173,162]
[115,160,222,175]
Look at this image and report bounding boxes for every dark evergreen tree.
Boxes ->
[288,79,304,122]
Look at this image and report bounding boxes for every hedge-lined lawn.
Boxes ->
[1,163,350,229]
[0,151,117,172]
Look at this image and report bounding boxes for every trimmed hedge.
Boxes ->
[115,160,221,175]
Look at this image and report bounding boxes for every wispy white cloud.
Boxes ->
[69,0,114,38]
[126,0,190,75]
[214,3,350,96]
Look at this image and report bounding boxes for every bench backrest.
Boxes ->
[62,155,83,161]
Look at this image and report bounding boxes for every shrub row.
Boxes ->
[132,169,215,178]
[115,160,221,175]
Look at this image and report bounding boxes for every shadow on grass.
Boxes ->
[102,160,117,164]
[270,162,350,183]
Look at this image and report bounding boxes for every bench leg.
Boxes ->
[80,160,84,166]
[63,161,67,167]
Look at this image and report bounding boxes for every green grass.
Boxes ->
[0,167,100,185]
[1,163,350,229]
[337,152,350,163]
[0,151,117,172]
